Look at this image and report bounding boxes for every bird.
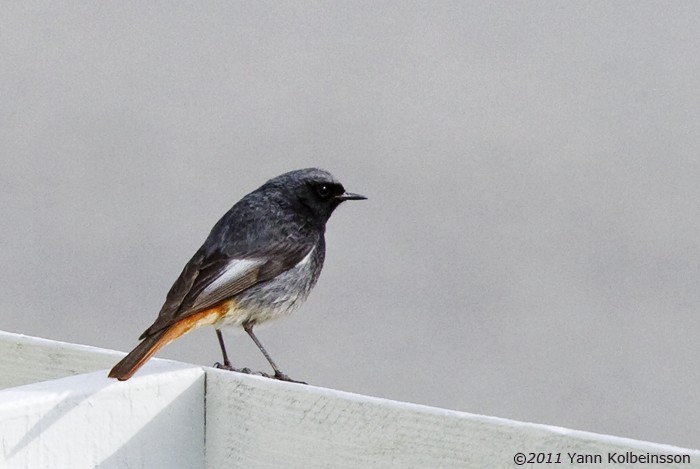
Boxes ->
[108,168,365,382]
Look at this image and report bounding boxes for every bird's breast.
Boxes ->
[215,242,325,327]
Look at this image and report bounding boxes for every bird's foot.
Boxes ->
[272,371,307,385]
[213,363,306,384]
[213,362,252,374]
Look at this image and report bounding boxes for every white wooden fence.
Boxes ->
[1,330,697,468]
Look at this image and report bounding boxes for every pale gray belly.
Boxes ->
[214,244,324,328]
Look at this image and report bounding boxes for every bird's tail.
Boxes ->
[108,308,222,381]
[108,328,172,381]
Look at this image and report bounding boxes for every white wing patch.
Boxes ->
[199,258,263,297]
[295,245,315,267]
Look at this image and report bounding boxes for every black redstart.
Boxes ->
[108,168,365,382]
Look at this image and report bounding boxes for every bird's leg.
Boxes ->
[213,329,251,373]
[215,329,232,368]
[243,322,307,384]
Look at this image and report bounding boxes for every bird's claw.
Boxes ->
[273,371,307,385]
[213,362,252,374]
[213,362,307,384]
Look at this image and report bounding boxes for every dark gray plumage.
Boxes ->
[109,168,365,381]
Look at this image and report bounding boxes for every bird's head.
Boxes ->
[264,168,366,223]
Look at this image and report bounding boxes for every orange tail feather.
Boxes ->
[108,307,223,381]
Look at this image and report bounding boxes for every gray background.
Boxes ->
[2,2,699,449]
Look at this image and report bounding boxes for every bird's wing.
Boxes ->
[140,241,313,338]
[187,256,266,313]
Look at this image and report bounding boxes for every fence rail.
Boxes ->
[1,330,697,468]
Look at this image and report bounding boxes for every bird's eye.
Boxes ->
[316,184,331,199]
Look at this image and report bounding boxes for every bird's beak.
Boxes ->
[336,191,367,201]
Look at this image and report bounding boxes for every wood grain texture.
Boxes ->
[204,369,700,469]
[2,332,698,469]
[1,365,205,469]
[0,331,121,390]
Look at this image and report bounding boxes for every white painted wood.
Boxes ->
[1,331,698,469]
[0,363,205,469]
[205,368,700,469]
[0,330,122,389]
